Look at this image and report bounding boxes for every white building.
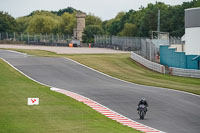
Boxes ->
[185,7,200,55]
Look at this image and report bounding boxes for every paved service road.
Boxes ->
[0,50,200,133]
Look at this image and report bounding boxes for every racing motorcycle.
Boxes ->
[138,104,147,120]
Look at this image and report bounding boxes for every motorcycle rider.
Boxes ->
[137,98,148,113]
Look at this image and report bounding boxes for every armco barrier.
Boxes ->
[131,52,165,73]
[169,67,200,78]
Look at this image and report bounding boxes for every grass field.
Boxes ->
[0,59,141,133]
[9,49,200,95]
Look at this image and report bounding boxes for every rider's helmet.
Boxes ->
[141,97,146,102]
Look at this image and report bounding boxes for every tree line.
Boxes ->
[0,0,200,43]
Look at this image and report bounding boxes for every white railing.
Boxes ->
[169,67,200,78]
[131,52,165,73]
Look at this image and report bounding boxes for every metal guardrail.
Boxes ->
[169,67,200,78]
[131,52,165,74]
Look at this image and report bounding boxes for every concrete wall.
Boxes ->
[186,55,199,69]
[160,45,198,69]
[169,44,185,52]
[131,52,165,73]
[169,67,200,78]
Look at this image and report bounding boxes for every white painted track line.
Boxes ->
[5,50,28,56]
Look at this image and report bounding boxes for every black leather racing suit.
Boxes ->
[137,100,148,112]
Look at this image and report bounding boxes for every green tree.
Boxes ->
[102,12,126,36]
[60,12,76,35]
[16,16,31,33]
[103,0,200,37]
[115,11,125,20]
[102,19,114,35]
[108,20,122,35]
[135,2,169,37]
[27,14,59,34]
[82,25,104,43]
[0,12,18,33]
[51,7,82,16]
[119,23,137,36]
[86,14,102,26]
[53,7,76,16]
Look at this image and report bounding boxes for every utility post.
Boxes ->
[40,33,42,42]
[94,35,96,45]
[21,33,23,41]
[150,42,152,61]
[52,34,54,43]
[157,10,160,33]
[45,33,47,42]
[57,34,59,42]
[34,34,36,42]
[28,33,29,43]
[13,32,15,41]
[6,32,8,40]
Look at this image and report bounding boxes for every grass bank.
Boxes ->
[0,59,140,133]
[3,49,200,95]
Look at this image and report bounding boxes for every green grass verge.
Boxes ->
[0,59,141,133]
[3,49,200,95]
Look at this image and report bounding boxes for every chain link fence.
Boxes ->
[95,35,159,62]
[0,32,72,46]
[169,36,182,44]
[94,35,182,62]
[136,39,159,62]
[94,35,143,51]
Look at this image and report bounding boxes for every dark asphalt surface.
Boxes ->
[0,50,200,133]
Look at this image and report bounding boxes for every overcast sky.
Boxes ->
[0,0,190,20]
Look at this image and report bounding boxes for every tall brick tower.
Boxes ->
[73,13,86,41]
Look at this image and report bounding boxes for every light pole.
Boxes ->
[157,10,160,33]
[6,32,8,40]
[21,32,23,41]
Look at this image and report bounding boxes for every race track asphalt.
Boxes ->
[0,50,200,133]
